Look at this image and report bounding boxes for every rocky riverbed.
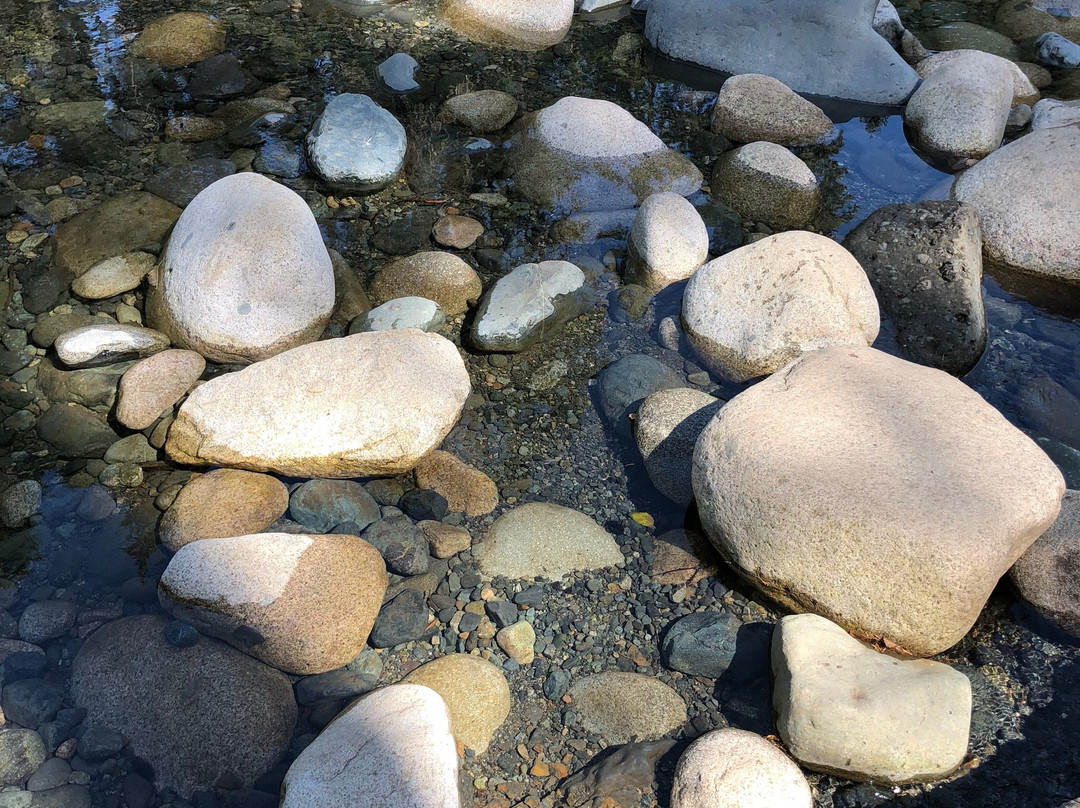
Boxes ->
[1,0,1079,807]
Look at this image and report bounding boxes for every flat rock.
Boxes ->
[661,611,742,678]
[645,0,919,106]
[650,528,719,587]
[158,469,289,552]
[144,158,237,207]
[951,122,1080,283]
[634,388,721,505]
[440,90,518,133]
[670,728,812,808]
[116,349,205,430]
[280,684,460,808]
[362,514,429,576]
[165,330,470,477]
[414,450,498,516]
[146,173,334,364]
[1010,488,1080,634]
[507,97,702,215]
[36,404,120,459]
[71,252,155,300]
[441,0,574,50]
[471,261,587,352]
[130,12,225,67]
[710,142,820,230]
[52,193,180,276]
[692,346,1065,656]
[403,654,511,754]
[597,354,685,438]
[711,74,833,145]
[682,232,879,382]
[433,215,485,249]
[352,297,446,333]
[37,356,133,411]
[842,201,986,376]
[568,672,686,744]
[159,533,387,675]
[627,192,709,293]
[476,502,624,579]
[921,21,1019,59]
[54,324,169,369]
[71,616,296,798]
[306,94,406,191]
[772,613,971,783]
[369,252,482,316]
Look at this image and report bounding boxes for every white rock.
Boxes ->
[627,193,709,293]
[581,0,628,11]
[355,297,446,333]
[378,53,420,93]
[873,0,905,49]
[1031,98,1080,130]
[772,613,972,783]
[280,684,460,808]
[306,94,407,191]
[54,323,170,369]
[472,261,587,352]
[670,728,812,808]
[165,330,470,478]
[915,50,1039,106]
[440,0,574,51]
[634,388,721,505]
[681,232,879,381]
[710,142,819,229]
[71,252,156,300]
[147,173,334,364]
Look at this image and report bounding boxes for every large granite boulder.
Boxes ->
[692,346,1065,656]
[440,0,574,50]
[1009,489,1080,634]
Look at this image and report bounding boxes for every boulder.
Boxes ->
[634,388,722,505]
[54,324,169,369]
[842,201,985,376]
[507,97,702,215]
[1031,98,1080,130]
[710,74,833,145]
[116,349,205,430]
[670,728,812,808]
[146,173,334,364]
[71,252,155,300]
[414,450,499,516]
[159,533,387,675]
[52,193,180,276]
[440,0,574,50]
[995,0,1080,41]
[36,403,119,459]
[368,252,482,316]
[306,94,406,191]
[440,90,518,133]
[471,261,587,352]
[692,346,1065,655]
[130,12,226,67]
[1010,489,1080,634]
[951,122,1080,284]
[710,142,819,230]
[289,479,380,534]
[71,616,296,798]
[158,469,289,552]
[568,672,686,744]
[165,330,470,478]
[915,50,1040,106]
[476,502,624,579]
[403,654,511,754]
[772,613,971,783]
[627,193,709,293]
[280,684,460,808]
[645,0,920,106]
[682,232,879,381]
[597,354,685,439]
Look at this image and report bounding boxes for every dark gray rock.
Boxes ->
[362,515,428,576]
[37,358,133,413]
[123,773,155,808]
[35,404,120,458]
[162,620,200,648]
[289,480,380,534]
[144,158,236,207]
[1010,488,1080,635]
[1,679,65,728]
[369,589,429,648]
[0,727,46,785]
[543,669,570,700]
[28,783,91,808]
[596,354,684,438]
[3,651,48,682]
[399,489,448,523]
[18,601,77,644]
[77,725,124,761]
[660,612,741,677]
[294,649,382,705]
[186,54,247,99]
[559,739,678,807]
[843,201,986,376]
[486,601,519,629]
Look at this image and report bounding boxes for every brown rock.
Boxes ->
[53,193,181,276]
[131,12,226,67]
[440,90,518,133]
[117,349,205,430]
[418,520,473,558]
[415,450,499,516]
[369,252,482,316]
[433,215,485,249]
[649,529,719,587]
[164,116,228,142]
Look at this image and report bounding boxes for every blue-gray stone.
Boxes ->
[77,725,124,761]
[362,515,429,576]
[377,53,420,93]
[294,650,383,705]
[596,354,684,438]
[289,480,380,534]
[486,600,519,629]
[0,679,64,728]
[162,621,200,648]
[369,589,429,648]
[306,94,407,191]
[660,612,741,678]
[1035,31,1080,68]
[543,669,570,700]
[350,297,446,334]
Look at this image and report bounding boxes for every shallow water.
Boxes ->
[2,0,1080,805]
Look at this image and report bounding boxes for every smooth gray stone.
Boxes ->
[306,94,406,191]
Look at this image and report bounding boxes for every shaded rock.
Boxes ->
[352,297,446,334]
[414,450,498,516]
[568,672,686,744]
[70,616,296,798]
[710,142,819,230]
[30,312,101,349]
[403,654,510,754]
[104,434,157,464]
[130,12,225,67]
[650,528,719,587]
[186,54,246,99]
[146,173,334,364]
[772,613,971,783]
[369,252,482,316]
[661,612,742,678]
[627,193,708,293]
[440,0,574,50]
[166,331,470,477]
[472,261,587,352]
[560,740,677,808]
[692,346,1065,656]
[294,650,383,705]
[440,91,518,133]
[362,514,429,576]
[0,480,42,529]
[330,249,372,327]
[369,588,430,648]
[306,94,406,191]
[0,729,46,786]
[634,388,721,505]
[36,404,119,459]
[996,0,1080,40]
[116,349,205,430]
[710,74,833,146]
[54,324,169,369]
[143,158,237,207]
[18,601,76,644]
[476,502,623,579]
[597,354,684,439]
[159,532,387,675]
[0,679,64,728]
[71,253,155,300]
[289,479,380,534]
[1010,488,1080,634]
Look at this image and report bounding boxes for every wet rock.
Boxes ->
[471,260,587,352]
[36,404,119,459]
[568,672,686,744]
[634,388,721,505]
[440,0,574,50]
[432,215,484,249]
[52,193,180,277]
[54,324,169,369]
[362,514,429,576]
[507,97,702,215]
[551,209,637,244]
[710,142,820,230]
[116,349,205,430]
[843,201,986,376]
[418,521,472,559]
[597,354,684,439]
[143,158,236,207]
[70,616,296,798]
[645,0,919,105]
[496,620,535,664]
[414,450,498,517]
[710,74,833,146]
[289,480,380,534]
[921,21,1019,59]
[377,52,420,93]
[1035,31,1080,68]
[476,502,623,579]
[31,101,107,134]
[130,12,225,67]
[77,726,124,761]
[561,739,676,807]
[996,0,1080,40]
[1010,489,1080,634]
[403,654,510,754]
[627,193,708,293]
[294,650,383,705]
[670,728,811,808]
[306,94,407,191]
[280,684,460,807]
[650,529,719,587]
[330,249,371,327]
[162,620,200,648]
[352,297,446,333]
[369,588,430,648]
[1031,98,1080,130]
[164,116,229,142]
[254,140,303,178]
[693,346,1065,656]
[159,532,387,675]
[30,311,101,349]
[661,612,742,678]
[146,173,333,364]
[440,90,518,133]
[0,729,46,786]
[951,122,1080,283]
[873,0,905,49]
[28,785,91,808]
[159,468,288,552]
[71,252,155,300]
[905,50,1014,164]
[186,53,246,98]
[18,601,76,644]
[26,756,70,790]
[772,613,971,782]
[104,434,156,464]
[0,480,42,529]
[0,679,64,728]
[368,252,482,316]
[915,50,1040,107]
